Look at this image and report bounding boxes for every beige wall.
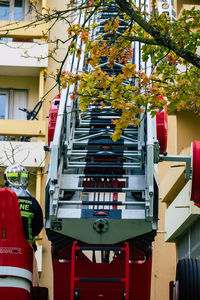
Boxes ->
[177,111,200,154]
[151,115,178,300]
[152,110,200,300]
[175,0,200,15]
[38,2,71,298]
[44,0,71,123]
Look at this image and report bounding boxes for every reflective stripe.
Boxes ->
[6,173,19,177]
[20,211,34,244]
[21,173,28,178]
[20,211,34,217]
[6,173,28,178]
[0,266,32,282]
[0,276,31,292]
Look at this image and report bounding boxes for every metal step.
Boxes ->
[74,128,138,134]
[73,138,138,146]
[67,162,141,169]
[68,150,141,158]
[58,201,145,206]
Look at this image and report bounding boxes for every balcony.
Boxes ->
[0,21,48,39]
[0,41,48,76]
[0,120,46,167]
[0,20,48,76]
[0,141,45,168]
[0,119,46,137]
[165,181,200,242]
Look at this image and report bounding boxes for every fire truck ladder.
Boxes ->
[45,3,160,299]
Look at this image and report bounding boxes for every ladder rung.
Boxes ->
[69,150,140,157]
[58,201,145,206]
[60,187,143,192]
[62,173,129,178]
[68,162,141,169]
[77,278,122,282]
[78,246,123,251]
[75,128,138,133]
[73,139,138,146]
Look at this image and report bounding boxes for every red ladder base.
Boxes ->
[53,241,152,300]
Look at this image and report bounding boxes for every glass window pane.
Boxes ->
[0,93,6,119]
[14,0,22,21]
[0,1,10,20]
[13,90,28,120]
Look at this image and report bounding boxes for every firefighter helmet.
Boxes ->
[4,163,28,188]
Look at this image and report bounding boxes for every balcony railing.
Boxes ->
[0,21,48,39]
[0,120,46,137]
[0,120,46,167]
[0,140,45,168]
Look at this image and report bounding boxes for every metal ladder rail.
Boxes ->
[47,9,90,219]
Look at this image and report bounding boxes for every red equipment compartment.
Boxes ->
[52,241,152,300]
[156,105,168,154]
[48,94,60,146]
[0,188,33,300]
[191,141,200,207]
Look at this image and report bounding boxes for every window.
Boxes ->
[0,89,28,141]
[0,1,9,20]
[0,0,30,21]
[0,89,28,120]
[0,92,8,119]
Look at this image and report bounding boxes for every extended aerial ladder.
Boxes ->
[46,3,161,300]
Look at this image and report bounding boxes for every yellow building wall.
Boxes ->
[151,115,177,300]
[38,1,72,297]
[177,111,200,154]
[153,110,200,300]
[175,0,200,16]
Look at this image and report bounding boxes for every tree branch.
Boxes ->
[116,32,164,46]
[115,0,200,69]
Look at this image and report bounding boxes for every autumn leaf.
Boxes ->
[80,31,90,43]
[122,63,137,79]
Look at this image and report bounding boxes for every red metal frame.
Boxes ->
[156,105,168,154]
[53,241,152,300]
[124,242,130,300]
[48,94,60,146]
[113,179,119,209]
[70,241,76,300]
[191,141,200,207]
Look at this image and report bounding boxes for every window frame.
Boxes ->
[0,89,9,119]
[0,88,28,120]
[0,0,30,21]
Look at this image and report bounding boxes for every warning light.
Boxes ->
[101,146,112,150]
[133,259,146,265]
[2,229,6,239]
[94,211,109,216]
